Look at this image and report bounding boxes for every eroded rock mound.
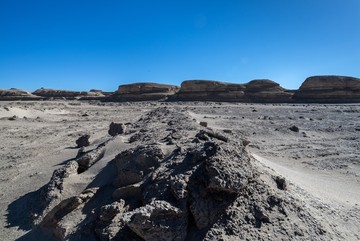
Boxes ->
[29,107,332,240]
[245,79,293,102]
[294,75,360,103]
[170,80,246,101]
[32,88,105,100]
[0,88,42,100]
[170,79,293,102]
[108,82,179,101]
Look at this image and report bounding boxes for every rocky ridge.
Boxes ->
[24,107,335,240]
[0,88,42,101]
[294,75,360,103]
[107,82,179,101]
[1,75,360,102]
[32,88,106,100]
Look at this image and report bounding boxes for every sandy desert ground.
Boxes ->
[0,100,359,240]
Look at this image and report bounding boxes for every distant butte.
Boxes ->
[1,75,360,103]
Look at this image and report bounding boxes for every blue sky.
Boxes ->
[1,0,359,91]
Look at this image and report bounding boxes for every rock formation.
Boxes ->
[294,75,360,103]
[32,88,105,100]
[169,80,246,101]
[26,107,331,240]
[2,75,360,103]
[0,88,42,100]
[170,79,293,102]
[245,79,294,102]
[107,82,179,101]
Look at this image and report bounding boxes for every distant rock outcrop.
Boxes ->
[170,79,293,102]
[107,82,179,101]
[244,79,294,102]
[0,88,42,100]
[32,88,106,100]
[169,80,246,101]
[294,76,360,103]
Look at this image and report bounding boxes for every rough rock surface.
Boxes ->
[108,122,126,136]
[22,107,335,240]
[108,82,179,101]
[75,134,90,148]
[294,75,360,103]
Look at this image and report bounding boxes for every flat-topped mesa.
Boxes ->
[0,88,42,101]
[170,80,246,101]
[108,82,179,101]
[32,88,105,100]
[244,79,294,102]
[294,75,360,103]
[170,79,293,102]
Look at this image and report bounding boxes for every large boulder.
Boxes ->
[294,75,360,103]
[107,82,179,101]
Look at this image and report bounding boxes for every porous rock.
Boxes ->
[75,134,90,148]
[124,200,188,241]
[108,122,126,136]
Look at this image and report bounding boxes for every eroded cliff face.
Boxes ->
[32,88,106,100]
[294,76,360,103]
[170,79,293,102]
[107,83,179,101]
[2,75,360,103]
[0,88,42,100]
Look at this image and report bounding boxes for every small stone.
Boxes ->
[108,122,126,136]
[200,121,208,127]
[8,115,17,121]
[274,176,287,190]
[242,140,251,146]
[289,125,299,132]
[76,134,90,148]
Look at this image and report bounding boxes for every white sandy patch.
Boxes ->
[250,152,360,207]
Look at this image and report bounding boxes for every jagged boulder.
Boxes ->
[123,200,188,241]
[294,75,360,103]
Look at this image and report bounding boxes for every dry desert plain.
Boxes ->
[0,100,359,240]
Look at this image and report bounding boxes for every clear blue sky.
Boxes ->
[1,0,359,91]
